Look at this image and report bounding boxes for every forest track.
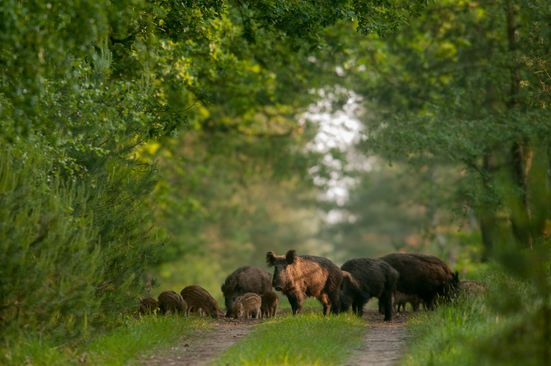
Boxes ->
[138,318,257,366]
[138,309,412,366]
[343,310,411,366]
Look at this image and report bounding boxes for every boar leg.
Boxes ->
[352,297,365,317]
[287,293,303,315]
[380,293,393,321]
[328,291,341,315]
[319,293,331,316]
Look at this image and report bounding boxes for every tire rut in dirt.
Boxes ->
[139,319,256,366]
[343,310,411,366]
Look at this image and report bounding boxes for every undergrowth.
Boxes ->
[1,315,210,366]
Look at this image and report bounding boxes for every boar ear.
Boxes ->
[285,250,297,264]
[266,251,276,266]
[342,271,359,288]
[452,271,460,285]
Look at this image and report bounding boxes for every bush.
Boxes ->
[0,144,161,348]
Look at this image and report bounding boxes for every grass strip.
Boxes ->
[1,315,210,366]
[215,313,365,366]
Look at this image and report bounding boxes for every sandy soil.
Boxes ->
[343,310,412,366]
[138,318,258,366]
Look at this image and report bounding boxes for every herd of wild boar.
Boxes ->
[140,250,480,321]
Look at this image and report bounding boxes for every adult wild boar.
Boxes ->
[340,258,398,321]
[221,266,272,317]
[380,253,459,310]
[266,250,342,315]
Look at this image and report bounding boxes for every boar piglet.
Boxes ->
[340,258,398,321]
[393,291,423,312]
[221,266,272,318]
[180,285,224,318]
[232,293,262,319]
[139,297,159,315]
[266,249,342,315]
[261,291,279,318]
[158,291,187,315]
[459,280,486,296]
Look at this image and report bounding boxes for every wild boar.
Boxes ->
[158,291,187,315]
[180,285,224,318]
[380,253,459,310]
[221,266,273,317]
[261,291,279,318]
[231,292,262,319]
[393,291,422,312]
[266,249,343,315]
[340,258,398,321]
[459,280,486,296]
[139,297,159,315]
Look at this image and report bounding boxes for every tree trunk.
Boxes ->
[505,0,534,248]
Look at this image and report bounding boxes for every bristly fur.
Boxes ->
[380,252,459,309]
[340,258,398,321]
[221,266,272,317]
[267,249,342,316]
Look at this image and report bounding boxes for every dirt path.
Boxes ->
[343,310,411,366]
[139,318,258,366]
[139,309,411,366]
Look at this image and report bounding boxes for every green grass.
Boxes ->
[401,269,549,366]
[214,313,365,366]
[1,315,211,366]
[401,295,495,366]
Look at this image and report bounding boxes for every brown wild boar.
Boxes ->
[232,293,262,319]
[221,266,272,317]
[266,250,343,315]
[158,291,187,315]
[261,291,279,318]
[459,280,486,296]
[340,258,398,321]
[394,291,422,312]
[380,253,459,310]
[180,285,224,318]
[139,297,159,315]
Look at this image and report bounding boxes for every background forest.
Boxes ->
[1,0,549,364]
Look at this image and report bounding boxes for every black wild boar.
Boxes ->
[139,297,159,315]
[231,293,262,319]
[261,291,279,318]
[266,250,343,315]
[380,253,459,309]
[393,291,422,312]
[180,285,224,318]
[340,258,398,321]
[221,266,273,317]
[158,291,187,315]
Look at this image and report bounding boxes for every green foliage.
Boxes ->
[0,145,161,343]
[215,313,365,366]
